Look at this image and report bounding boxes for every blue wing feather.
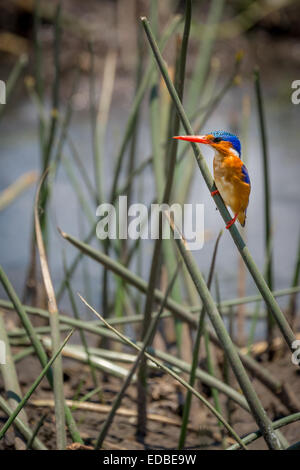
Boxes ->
[241,164,250,185]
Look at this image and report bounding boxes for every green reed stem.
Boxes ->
[0,396,47,450]
[67,135,97,203]
[39,4,62,242]
[33,0,45,156]
[287,234,300,327]
[254,67,274,346]
[247,238,273,352]
[53,68,80,167]
[141,16,296,352]
[43,3,61,170]
[26,413,47,450]
[228,412,300,450]
[179,229,222,448]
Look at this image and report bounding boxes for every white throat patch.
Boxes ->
[229,147,240,158]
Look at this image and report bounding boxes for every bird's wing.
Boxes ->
[241,164,250,185]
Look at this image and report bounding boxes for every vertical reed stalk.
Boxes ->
[254,67,274,349]
[287,234,300,328]
[39,4,62,242]
[179,230,222,448]
[33,0,45,156]
[247,238,273,351]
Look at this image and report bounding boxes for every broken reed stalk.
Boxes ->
[79,296,247,450]
[0,171,38,212]
[164,211,281,449]
[34,172,67,449]
[141,16,296,352]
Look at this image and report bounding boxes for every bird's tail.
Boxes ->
[238,211,246,227]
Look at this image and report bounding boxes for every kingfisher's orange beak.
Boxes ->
[173,135,210,144]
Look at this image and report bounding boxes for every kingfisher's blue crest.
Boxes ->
[212,131,241,156]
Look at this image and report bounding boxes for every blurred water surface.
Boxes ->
[0,77,299,340]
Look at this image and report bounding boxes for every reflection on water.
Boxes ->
[0,81,299,340]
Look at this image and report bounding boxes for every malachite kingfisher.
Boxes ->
[173,131,251,230]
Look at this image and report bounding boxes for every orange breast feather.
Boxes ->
[214,155,250,217]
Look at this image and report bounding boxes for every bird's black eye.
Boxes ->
[213,137,222,143]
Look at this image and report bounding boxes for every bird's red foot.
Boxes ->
[211,189,219,196]
[226,213,238,230]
